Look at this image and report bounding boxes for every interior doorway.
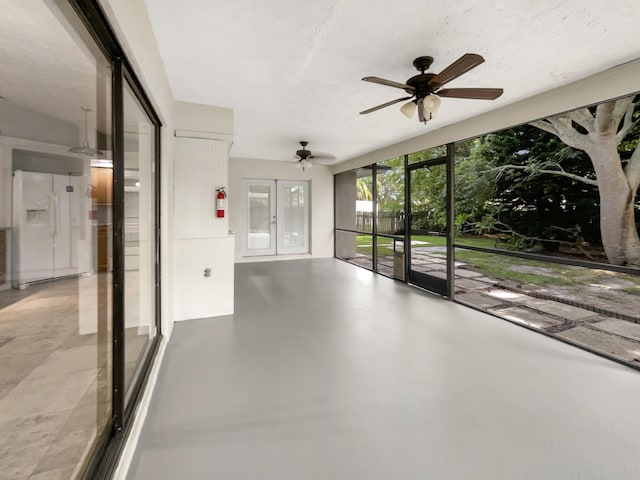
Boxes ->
[242,179,310,256]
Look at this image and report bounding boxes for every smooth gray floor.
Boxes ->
[128,259,640,479]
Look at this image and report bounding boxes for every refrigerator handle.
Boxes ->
[50,193,58,239]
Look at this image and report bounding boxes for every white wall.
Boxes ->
[334,58,640,173]
[0,103,78,146]
[229,157,334,262]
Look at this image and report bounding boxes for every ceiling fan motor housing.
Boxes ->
[296,141,312,160]
[406,73,437,98]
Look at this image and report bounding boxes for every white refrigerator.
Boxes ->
[12,170,88,288]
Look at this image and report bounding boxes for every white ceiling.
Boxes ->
[145,0,640,164]
[0,1,144,139]
[0,1,98,128]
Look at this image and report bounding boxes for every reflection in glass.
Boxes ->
[0,1,112,477]
[123,83,157,403]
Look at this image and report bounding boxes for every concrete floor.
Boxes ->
[128,258,640,480]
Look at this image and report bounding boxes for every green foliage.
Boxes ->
[356,177,372,201]
[454,138,498,234]
[475,124,602,249]
[376,156,404,214]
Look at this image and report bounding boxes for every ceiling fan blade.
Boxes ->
[417,100,426,123]
[309,157,336,165]
[310,153,336,160]
[360,96,412,115]
[362,77,415,92]
[437,88,503,100]
[429,53,485,88]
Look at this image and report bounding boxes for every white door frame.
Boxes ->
[242,179,310,257]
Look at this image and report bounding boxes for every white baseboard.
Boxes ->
[112,336,168,479]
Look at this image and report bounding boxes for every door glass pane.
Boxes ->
[0,2,112,477]
[248,185,273,250]
[282,184,305,249]
[278,181,309,254]
[376,157,404,235]
[356,168,374,233]
[123,82,157,403]
[409,164,448,294]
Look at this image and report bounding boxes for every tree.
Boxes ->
[376,156,404,213]
[356,176,372,201]
[479,126,601,251]
[530,94,640,265]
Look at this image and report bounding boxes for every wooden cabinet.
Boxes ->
[97,225,110,273]
[91,167,113,205]
[0,230,5,284]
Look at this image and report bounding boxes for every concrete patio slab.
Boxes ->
[557,326,640,361]
[591,318,640,343]
[525,299,597,321]
[485,290,529,303]
[455,278,489,291]
[456,292,505,309]
[489,306,565,329]
[454,269,485,278]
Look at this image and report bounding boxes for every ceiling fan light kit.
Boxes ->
[295,141,313,171]
[360,53,503,124]
[69,106,104,158]
[400,94,441,120]
[400,100,416,118]
[296,158,312,170]
[289,141,334,170]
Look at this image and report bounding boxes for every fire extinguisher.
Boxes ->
[216,187,227,218]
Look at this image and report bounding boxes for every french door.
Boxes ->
[243,179,309,256]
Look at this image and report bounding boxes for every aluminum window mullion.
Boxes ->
[111,59,125,436]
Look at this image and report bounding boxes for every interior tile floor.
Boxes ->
[0,274,150,480]
[128,258,640,480]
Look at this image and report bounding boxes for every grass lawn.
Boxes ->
[354,233,635,288]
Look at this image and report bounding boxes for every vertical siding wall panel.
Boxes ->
[174,137,228,238]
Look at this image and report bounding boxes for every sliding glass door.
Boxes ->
[0,1,162,477]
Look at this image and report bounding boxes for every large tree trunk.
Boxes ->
[532,98,640,266]
[587,138,640,264]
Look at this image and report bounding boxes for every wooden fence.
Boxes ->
[355,211,404,235]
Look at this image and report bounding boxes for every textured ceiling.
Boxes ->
[0,2,155,142]
[145,0,640,164]
[0,2,100,131]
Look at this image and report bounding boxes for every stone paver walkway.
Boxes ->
[361,249,640,367]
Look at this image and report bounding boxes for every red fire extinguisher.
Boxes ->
[216,187,227,218]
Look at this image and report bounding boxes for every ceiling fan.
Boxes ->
[360,53,503,123]
[292,141,334,171]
